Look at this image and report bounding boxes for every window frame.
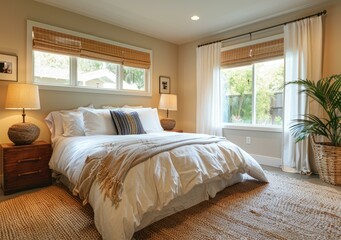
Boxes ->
[27,20,152,96]
[220,34,284,131]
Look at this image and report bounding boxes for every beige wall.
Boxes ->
[323,1,341,77]
[177,0,341,162]
[0,0,178,144]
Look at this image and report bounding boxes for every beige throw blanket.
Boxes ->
[74,134,225,207]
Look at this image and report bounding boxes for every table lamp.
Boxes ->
[5,83,41,145]
[158,94,177,130]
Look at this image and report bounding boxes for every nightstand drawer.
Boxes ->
[3,146,51,165]
[5,159,50,177]
[4,168,51,193]
[4,154,50,171]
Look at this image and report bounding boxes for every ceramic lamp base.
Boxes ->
[160,118,176,131]
[8,122,40,145]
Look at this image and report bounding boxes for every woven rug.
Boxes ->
[0,185,101,240]
[0,172,340,240]
[135,172,341,240]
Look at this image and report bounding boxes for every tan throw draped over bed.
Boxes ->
[74,134,225,206]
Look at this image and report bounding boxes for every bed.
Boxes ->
[45,106,268,240]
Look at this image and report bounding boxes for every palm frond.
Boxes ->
[286,74,341,146]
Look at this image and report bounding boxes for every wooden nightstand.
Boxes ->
[1,141,52,195]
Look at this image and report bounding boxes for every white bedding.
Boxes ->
[49,132,268,240]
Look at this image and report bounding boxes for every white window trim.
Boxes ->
[223,123,283,133]
[221,34,284,130]
[26,20,153,97]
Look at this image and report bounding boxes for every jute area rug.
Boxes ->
[0,185,101,240]
[0,172,340,240]
[134,172,341,240]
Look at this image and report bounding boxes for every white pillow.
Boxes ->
[44,111,65,142]
[61,111,85,137]
[102,105,119,109]
[122,105,143,108]
[102,105,143,109]
[122,108,163,133]
[44,105,94,142]
[81,108,117,135]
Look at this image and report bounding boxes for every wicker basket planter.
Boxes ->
[312,136,341,186]
[286,75,340,186]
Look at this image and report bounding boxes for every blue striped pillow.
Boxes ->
[110,110,146,135]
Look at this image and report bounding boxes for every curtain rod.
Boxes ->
[198,10,327,48]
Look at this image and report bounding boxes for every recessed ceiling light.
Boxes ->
[191,15,200,21]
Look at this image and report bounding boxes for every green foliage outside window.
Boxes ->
[123,66,145,90]
[222,65,252,123]
[222,58,284,126]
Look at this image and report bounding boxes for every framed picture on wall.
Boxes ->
[159,76,170,94]
[0,53,17,82]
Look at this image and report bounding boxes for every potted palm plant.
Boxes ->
[286,74,341,185]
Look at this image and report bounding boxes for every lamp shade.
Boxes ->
[158,94,177,111]
[5,83,40,110]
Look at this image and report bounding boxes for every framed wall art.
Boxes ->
[159,76,170,94]
[0,53,18,82]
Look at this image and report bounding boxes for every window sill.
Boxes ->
[223,124,283,133]
[37,84,152,97]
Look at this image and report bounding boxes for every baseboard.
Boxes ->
[251,154,281,168]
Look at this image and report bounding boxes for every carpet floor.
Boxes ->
[0,171,340,240]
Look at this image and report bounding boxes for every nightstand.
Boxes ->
[165,129,183,133]
[1,141,52,195]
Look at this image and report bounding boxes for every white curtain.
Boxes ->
[196,42,222,136]
[282,16,323,173]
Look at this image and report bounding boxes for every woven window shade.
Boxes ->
[32,27,151,69]
[32,27,81,56]
[221,38,284,67]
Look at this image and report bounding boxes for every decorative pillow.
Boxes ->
[61,111,85,137]
[122,108,163,133]
[110,110,146,135]
[81,108,117,135]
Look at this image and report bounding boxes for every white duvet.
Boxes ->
[49,132,268,240]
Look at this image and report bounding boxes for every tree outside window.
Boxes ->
[221,58,284,126]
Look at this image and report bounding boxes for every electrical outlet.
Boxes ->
[246,136,251,144]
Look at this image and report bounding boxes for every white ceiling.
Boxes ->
[34,0,331,45]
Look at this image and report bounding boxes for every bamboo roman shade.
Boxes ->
[221,38,284,67]
[32,27,151,69]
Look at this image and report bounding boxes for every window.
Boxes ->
[28,21,151,95]
[122,66,146,91]
[34,51,70,86]
[221,37,284,127]
[77,57,118,89]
